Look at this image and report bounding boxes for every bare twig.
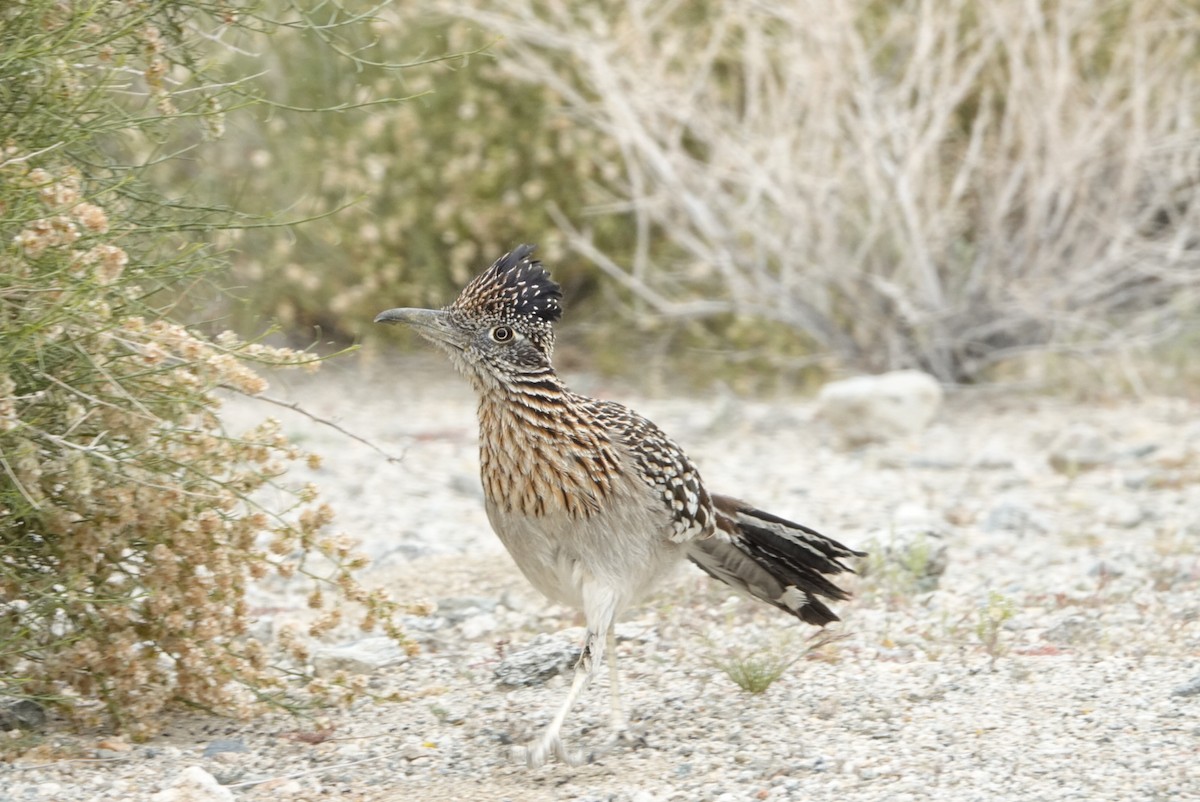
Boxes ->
[242,391,406,464]
[224,754,388,789]
[0,141,63,168]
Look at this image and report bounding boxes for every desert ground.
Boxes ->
[6,358,1199,801]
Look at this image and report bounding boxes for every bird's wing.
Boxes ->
[584,398,714,543]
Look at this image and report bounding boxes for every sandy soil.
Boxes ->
[6,358,1199,801]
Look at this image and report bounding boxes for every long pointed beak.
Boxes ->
[374,307,464,349]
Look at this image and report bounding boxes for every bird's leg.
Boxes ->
[605,625,627,735]
[519,627,603,769]
[596,624,649,755]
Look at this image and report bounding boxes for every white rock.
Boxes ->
[982,500,1050,534]
[1047,423,1113,473]
[312,636,408,676]
[815,370,944,446]
[401,740,435,760]
[459,612,498,640]
[893,502,939,528]
[150,766,235,802]
[271,779,305,796]
[1100,499,1146,529]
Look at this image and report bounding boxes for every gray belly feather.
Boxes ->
[484,484,685,613]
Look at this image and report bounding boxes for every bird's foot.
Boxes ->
[598,722,647,755]
[510,736,590,769]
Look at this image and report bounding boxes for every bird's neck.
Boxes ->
[476,367,578,444]
[476,368,618,519]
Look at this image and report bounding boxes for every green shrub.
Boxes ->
[178,9,630,341]
[0,0,407,737]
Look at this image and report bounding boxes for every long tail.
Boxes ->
[686,494,865,626]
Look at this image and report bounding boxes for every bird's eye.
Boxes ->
[490,325,514,342]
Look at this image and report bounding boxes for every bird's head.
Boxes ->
[374,244,563,389]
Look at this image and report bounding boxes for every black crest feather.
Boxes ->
[452,244,563,326]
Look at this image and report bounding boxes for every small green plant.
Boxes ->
[859,529,946,606]
[713,647,796,694]
[707,630,842,694]
[975,592,1016,669]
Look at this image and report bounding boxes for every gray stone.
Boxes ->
[449,473,484,499]
[815,370,944,446]
[982,501,1049,534]
[493,633,580,687]
[1042,615,1100,645]
[632,791,665,802]
[435,595,499,623]
[0,699,46,731]
[972,446,1016,471]
[1171,674,1200,698]
[1150,443,1195,470]
[202,739,247,758]
[402,613,451,633]
[905,456,961,470]
[893,502,939,529]
[614,621,659,643]
[269,779,304,795]
[312,636,409,676]
[95,748,130,760]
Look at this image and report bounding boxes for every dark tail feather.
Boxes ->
[686,494,865,626]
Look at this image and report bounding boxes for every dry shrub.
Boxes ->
[181,9,628,339]
[1,1,408,738]
[434,0,1200,382]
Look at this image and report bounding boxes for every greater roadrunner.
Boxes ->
[375,245,863,767]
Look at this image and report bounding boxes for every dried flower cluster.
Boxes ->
[1,159,410,737]
[0,0,427,744]
[1,0,411,738]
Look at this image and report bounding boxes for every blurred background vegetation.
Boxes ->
[183,0,1200,391]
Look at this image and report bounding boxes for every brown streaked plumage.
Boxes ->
[375,244,864,767]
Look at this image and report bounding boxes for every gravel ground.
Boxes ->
[5,358,1200,801]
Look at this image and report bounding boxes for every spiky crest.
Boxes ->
[450,245,563,341]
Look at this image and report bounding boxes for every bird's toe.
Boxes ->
[553,738,590,767]
[509,741,546,769]
[513,736,570,769]
[598,723,647,755]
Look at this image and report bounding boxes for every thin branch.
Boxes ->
[240,390,406,464]
[0,141,64,168]
[225,754,388,789]
[0,453,41,510]
[548,203,730,320]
